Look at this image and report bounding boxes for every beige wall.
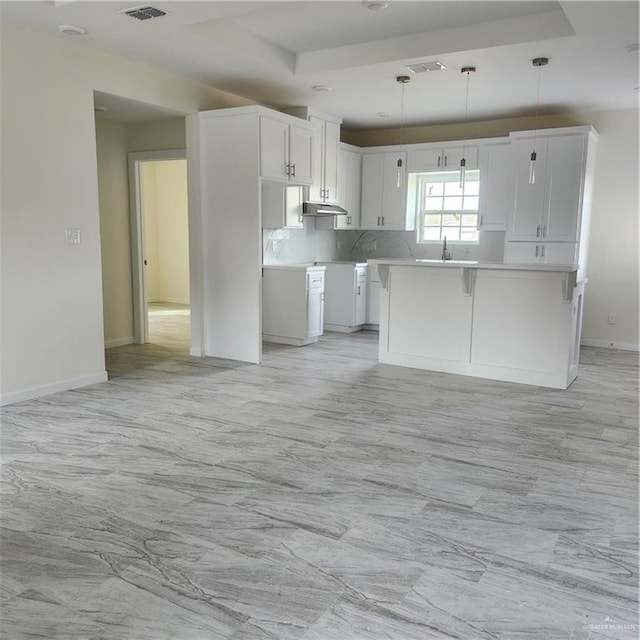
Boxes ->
[127,117,186,152]
[0,22,250,403]
[95,119,134,346]
[344,109,640,350]
[141,160,190,305]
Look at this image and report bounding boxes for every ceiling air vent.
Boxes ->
[121,5,166,21]
[406,61,446,73]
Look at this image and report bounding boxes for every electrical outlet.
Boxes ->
[65,228,81,245]
[607,314,617,325]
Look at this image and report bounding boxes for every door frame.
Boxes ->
[127,148,187,343]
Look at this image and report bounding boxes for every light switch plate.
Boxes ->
[65,228,81,245]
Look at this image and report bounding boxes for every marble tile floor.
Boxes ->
[1,324,638,639]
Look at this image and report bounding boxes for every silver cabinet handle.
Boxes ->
[444,155,448,166]
[480,215,483,227]
[542,224,547,237]
[535,245,539,257]
[541,244,545,257]
[291,164,296,177]
[357,286,361,295]
[381,216,385,226]
[285,163,290,177]
[536,225,541,238]
[437,156,441,168]
[325,189,330,200]
[377,216,381,226]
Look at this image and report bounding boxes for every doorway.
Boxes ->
[128,150,190,348]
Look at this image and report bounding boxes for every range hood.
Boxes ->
[302,201,347,216]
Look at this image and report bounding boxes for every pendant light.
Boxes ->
[459,66,476,189]
[396,74,410,188]
[529,57,549,185]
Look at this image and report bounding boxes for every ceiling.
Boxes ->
[2,1,638,129]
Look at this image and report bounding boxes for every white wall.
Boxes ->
[141,160,190,305]
[345,109,640,350]
[0,23,251,404]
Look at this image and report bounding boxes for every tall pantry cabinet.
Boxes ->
[195,106,315,364]
[504,126,598,277]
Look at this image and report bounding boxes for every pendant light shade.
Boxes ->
[396,75,410,188]
[459,66,476,189]
[529,57,549,185]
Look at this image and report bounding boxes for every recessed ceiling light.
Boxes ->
[363,0,389,10]
[377,112,392,118]
[312,85,332,93]
[58,24,86,36]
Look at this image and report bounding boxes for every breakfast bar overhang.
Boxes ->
[370,260,585,389]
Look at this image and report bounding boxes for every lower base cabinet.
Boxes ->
[318,262,367,332]
[262,265,325,346]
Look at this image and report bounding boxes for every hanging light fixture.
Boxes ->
[459,66,476,189]
[529,57,549,185]
[396,74,410,188]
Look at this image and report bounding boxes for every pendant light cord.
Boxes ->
[532,62,543,154]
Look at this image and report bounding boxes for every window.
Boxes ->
[410,170,480,243]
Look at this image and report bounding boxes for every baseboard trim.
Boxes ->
[105,336,135,349]
[581,339,640,352]
[1,371,109,407]
[149,299,190,306]
[189,347,204,357]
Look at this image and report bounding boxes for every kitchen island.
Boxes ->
[369,259,585,389]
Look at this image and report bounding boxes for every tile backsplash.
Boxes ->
[263,221,504,265]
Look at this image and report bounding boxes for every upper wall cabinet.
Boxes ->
[360,150,408,230]
[477,139,513,231]
[507,127,597,244]
[408,144,479,172]
[284,107,342,203]
[260,114,314,185]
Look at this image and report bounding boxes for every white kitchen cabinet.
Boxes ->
[506,126,597,277]
[285,108,342,203]
[336,145,361,229]
[262,265,325,346]
[360,151,407,230]
[408,144,479,172]
[319,262,367,332]
[260,115,314,185]
[477,139,513,231]
[366,264,381,327]
[504,241,578,265]
[315,143,361,231]
[262,182,304,229]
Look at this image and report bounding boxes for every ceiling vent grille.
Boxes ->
[406,61,446,73]
[121,6,166,21]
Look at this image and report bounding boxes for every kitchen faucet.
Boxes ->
[441,236,452,261]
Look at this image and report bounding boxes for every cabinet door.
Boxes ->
[284,186,304,229]
[503,241,541,264]
[289,123,314,185]
[260,116,289,181]
[336,148,361,229]
[308,116,324,200]
[360,153,384,229]
[540,242,578,265]
[478,142,513,231]
[442,145,478,170]
[354,267,367,326]
[381,151,407,230]
[543,135,585,242]
[407,147,443,172]
[307,288,324,337]
[323,120,340,204]
[509,137,548,241]
[366,277,380,325]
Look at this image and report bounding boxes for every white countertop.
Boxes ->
[262,264,326,271]
[368,259,578,272]
[315,261,368,267]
